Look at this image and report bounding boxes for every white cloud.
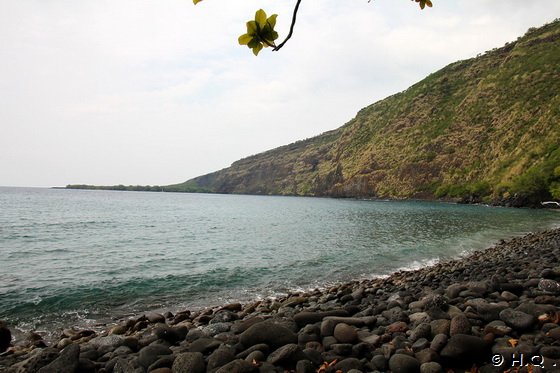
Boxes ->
[1,0,559,186]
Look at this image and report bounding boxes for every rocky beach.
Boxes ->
[2,227,560,373]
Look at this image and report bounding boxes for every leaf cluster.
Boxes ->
[413,0,433,9]
[238,9,279,56]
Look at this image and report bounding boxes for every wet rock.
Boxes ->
[145,312,166,324]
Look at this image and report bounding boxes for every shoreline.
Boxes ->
[2,228,560,372]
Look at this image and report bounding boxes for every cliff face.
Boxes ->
[170,21,560,206]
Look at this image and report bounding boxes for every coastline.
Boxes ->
[2,228,560,372]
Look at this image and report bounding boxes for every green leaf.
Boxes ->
[267,14,278,29]
[238,33,253,46]
[193,0,203,4]
[247,39,260,49]
[246,20,257,35]
[255,9,267,29]
[252,43,263,56]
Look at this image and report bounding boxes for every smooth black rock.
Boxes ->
[148,355,176,371]
[388,353,421,373]
[37,343,80,373]
[154,324,188,344]
[138,344,172,368]
[440,334,486,362]
[449,314,471,336]
[214,359,257,373]
[267,343,306,365]
[239,321,297,349]
[499,308,536,331]
[77,358,97,373]
[207,346,236,372]
[189,337,221,353]
[172,352,205,373]
[0,321,12,353]
[334,357,364,372]
[295,359,315,373]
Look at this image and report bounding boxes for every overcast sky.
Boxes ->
[1,0,559,187]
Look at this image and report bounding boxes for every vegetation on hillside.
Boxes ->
[174,20,560,207]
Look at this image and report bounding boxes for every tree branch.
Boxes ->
[273,0,302,51]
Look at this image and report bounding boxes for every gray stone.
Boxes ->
[450,314,471,336]
[189,337,221,353]
[420,361,443,373]
[89,335,125,354]
[296,359,315,373]
[333,323,358,343]
[388,353,421,373]
[207,346,236,371]
[440,334,486,360]
[239,320,297,349]
[430,334,448,353]
[145,312,166,324]
[499,308,536,331]
[430,319,450,337]
[172,352,205,373]
[267,343,306,365]
[137,344,172,368]
[11,348,60,372]
[539,279,560,294]
[154,324,188,344]
[334,357,363,372]
[214,359,257,373]
[412,338,429,352]
[37,343,80,373]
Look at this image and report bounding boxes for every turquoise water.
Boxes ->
[0,187,559,337]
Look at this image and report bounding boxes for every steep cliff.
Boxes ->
[171,21,560,206]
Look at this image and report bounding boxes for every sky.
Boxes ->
[1,0,559,187]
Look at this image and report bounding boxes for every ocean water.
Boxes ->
[0,187,559,339]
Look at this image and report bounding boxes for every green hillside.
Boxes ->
[127,21,560,206]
